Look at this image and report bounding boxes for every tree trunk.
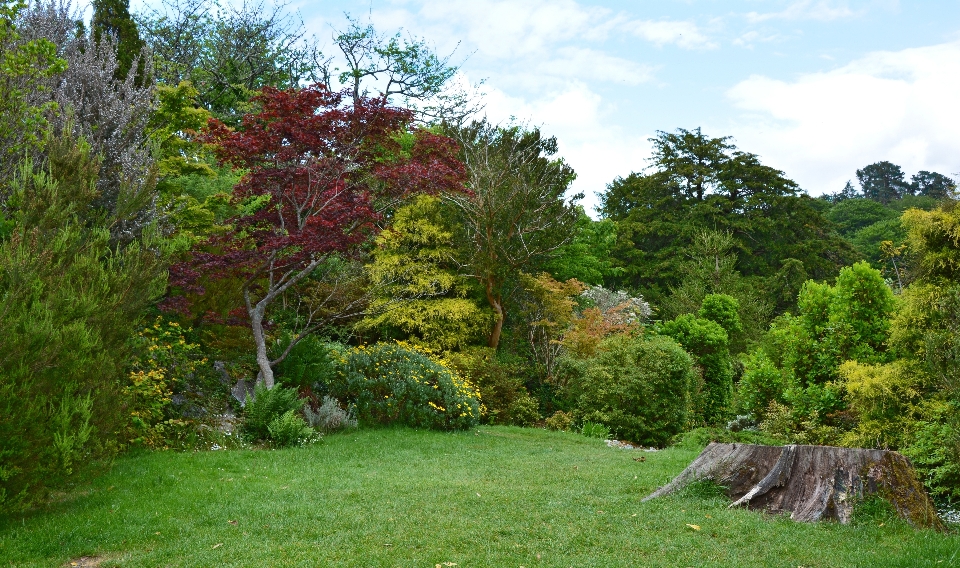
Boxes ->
[249,304,275,390]
[485,278,504,349]
[644,442,944,530]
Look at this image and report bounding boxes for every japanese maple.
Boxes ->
[168,84,465,388]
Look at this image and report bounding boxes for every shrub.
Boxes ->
[671,426,785,452]
[659,315,731,426]
[736,350,786,421]
[122,319,210,449]
[581,421,611,440]
[241,384,305,443]
[545,410,574,431]
[567,334,695,447]
[507,391,541,426]
[329,342,481,431]
[273,335,340,391]
[444,347,533,426]
[902,403,960,503]
[267,410,317,448]
[303,396,357,433]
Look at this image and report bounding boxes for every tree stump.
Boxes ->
[644,442,944,530]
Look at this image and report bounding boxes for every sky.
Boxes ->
[138,0,960,214]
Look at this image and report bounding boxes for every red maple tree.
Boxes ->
[167,84,466,388]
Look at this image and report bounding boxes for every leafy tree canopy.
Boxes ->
[601,127,855,306]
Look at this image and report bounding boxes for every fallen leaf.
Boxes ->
[686,524,701,531]
[705,515,712,518]
[154,532,161,535]
[212,543,223,549]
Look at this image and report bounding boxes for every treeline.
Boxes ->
[1,0,958,514]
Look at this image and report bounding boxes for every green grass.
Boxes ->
[1,426,959,567]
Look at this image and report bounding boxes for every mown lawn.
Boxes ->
[1,427,958,567]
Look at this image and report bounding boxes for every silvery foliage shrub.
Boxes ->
[580,285,652,324]
[17,1,158,243]
[303,396,357,433]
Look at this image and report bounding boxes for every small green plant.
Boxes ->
[851,495,900,527]
[545,410,574,431]
[581,420,611,440]
[267,410,317,448]
[241,384,305,443]
[676,480,729,502]
[273,335,340,391]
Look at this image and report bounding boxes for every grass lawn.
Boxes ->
[1,426,958,567]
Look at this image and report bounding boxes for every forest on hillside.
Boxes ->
[2,0,959,516]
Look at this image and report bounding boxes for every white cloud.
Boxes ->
[538,47,656,85]
[629,19,717,50]
[746,0,857,23]
[476,80,651,214]
[725,41,960,195]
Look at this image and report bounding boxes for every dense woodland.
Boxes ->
[2,0,959,516]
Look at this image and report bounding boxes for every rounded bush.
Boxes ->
[329,342,481,430]
[568,334,695,447]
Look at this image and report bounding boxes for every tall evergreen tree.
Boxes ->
[856,161,911,204]
[91,0,145,83]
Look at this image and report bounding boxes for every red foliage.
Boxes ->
[165,84,466,310]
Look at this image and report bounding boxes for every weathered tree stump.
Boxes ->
[644,442,944,530]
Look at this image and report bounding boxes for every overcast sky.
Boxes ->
[135,0,960,214]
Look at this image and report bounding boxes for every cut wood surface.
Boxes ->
[644,442,944,530]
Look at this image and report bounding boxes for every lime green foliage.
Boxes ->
[123,319,206,449]
[240,384,304,445]
[904,203,960,282]
[567,334,695,446]
[736,350,785,421]
[2,428,956,567]
[330,342,481,430]
[149,82,239,247]
[660,313,731,426]
[150,82,215,186]
[698,294,742,336]
[445,347,539,426]
[580,421,611,440]
[0,1,66,175]
[361,195,492,351]
[0,135,165,513]
[838,359,931,449]
[769,261,895,389]
[266,410,316,448]
[544,209,620,285]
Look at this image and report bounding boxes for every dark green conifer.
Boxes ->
[91,0,146,83]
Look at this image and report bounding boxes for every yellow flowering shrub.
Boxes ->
[122,319,205,448]
[329,341,482,430]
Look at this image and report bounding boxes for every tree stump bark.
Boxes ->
[644,442,944,530]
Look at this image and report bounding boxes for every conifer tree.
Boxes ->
[91,0,145,82]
